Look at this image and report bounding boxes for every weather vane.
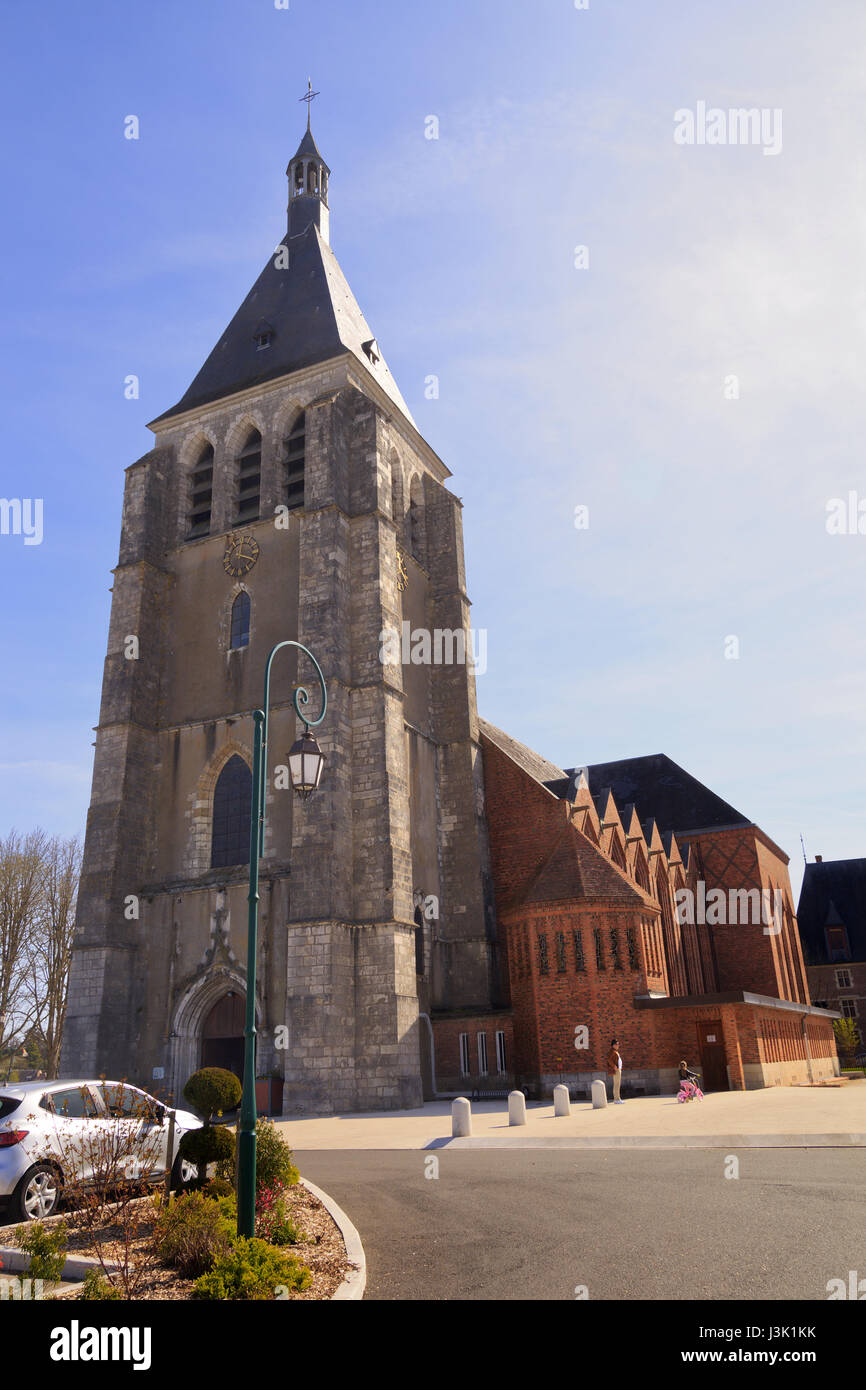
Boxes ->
[299,77,319,130]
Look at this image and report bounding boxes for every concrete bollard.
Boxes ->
[508,1090,527,1126]
[452,1097,472,1137]
[553,1083,571,1117]
[591,1078,608,1109]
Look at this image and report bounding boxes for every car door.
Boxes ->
[96,1082,169,1181]
[41,1084,104,1187]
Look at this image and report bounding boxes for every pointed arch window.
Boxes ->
[211,755,252,869]
[230,592,250,650]
[187,443,214,539]
[235,429,261,525]
[284,412,305,511]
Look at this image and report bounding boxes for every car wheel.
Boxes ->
[13,1164,62,1221]
[171,1152,198,1190]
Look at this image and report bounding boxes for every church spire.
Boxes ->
[287,80,330,244]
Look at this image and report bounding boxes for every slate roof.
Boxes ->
[576,754,750,839]
[290,126,329,168]
[152,219,414,426]
[796,858,866,963]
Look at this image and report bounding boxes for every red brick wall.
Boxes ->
[503,903,658,1075]
[682,827,808,1003]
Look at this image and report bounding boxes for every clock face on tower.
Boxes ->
[223,533,260,578]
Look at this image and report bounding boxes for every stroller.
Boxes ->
[677,1066,704,1102]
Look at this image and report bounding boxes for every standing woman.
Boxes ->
[607,1038,624,1104]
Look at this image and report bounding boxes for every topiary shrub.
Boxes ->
[14,1220,67,1284]
[192,1237,311,1301]
[154,1190,235,1278]
[182,1067,242,1121]
[178,1123,235,1171]
[252,1119,299,1191]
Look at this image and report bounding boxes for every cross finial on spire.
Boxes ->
[300,77,319,131]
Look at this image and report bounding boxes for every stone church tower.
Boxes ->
[62,117,498,1112]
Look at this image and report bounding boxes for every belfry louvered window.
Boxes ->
[284,412,305,511]
[235,429,261,524]
[188,443,214,538]
[211,755,252,869]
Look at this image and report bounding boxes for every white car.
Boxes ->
[0,1079,202,1222]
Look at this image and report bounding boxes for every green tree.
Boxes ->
[833,1016,861,1066]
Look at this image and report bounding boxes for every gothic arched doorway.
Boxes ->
[201,991,246,1082]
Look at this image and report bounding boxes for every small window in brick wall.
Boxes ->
[626,927,639,970]
[556,931,567,973]
[495,1030,507,1075]
[477,1033,488,1077]
[572,929,585,972]
[594,928,606,971]
[537,933,549,975]
[609,929,622,970]
[459,1033,470,1076]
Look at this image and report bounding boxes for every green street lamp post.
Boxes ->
[237,640,327,1239]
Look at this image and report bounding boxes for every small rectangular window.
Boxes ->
[556,931,567,973]
[610,929,622,970]
[594,928,606,971]
[836,968,853,989]
[537,933,549,975]
[495,1030,507,1075]
[626,927,639,970]
[459,1033,470,1077]
[477,1033,488,1077]
[572,928,585,972]
[841,998,859,1018]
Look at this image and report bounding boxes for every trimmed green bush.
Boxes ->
[154,1191,235,1278]
[78,1269,123,1301]
[178,1123,235,1171]
[192,1237,311,1301]
[14,1220,67,1283]
[182,1067,242,1120]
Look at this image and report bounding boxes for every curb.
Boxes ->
[300,1177,366,1301]
[0,1245,118,1280]
[442,1132,866,1150]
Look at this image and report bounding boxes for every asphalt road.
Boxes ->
[294,1147,865,1301]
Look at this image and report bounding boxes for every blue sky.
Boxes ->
[2,0,864,897]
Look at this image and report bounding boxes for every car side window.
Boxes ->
[99,1083,149,1119]
[44,1086,99,1119]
